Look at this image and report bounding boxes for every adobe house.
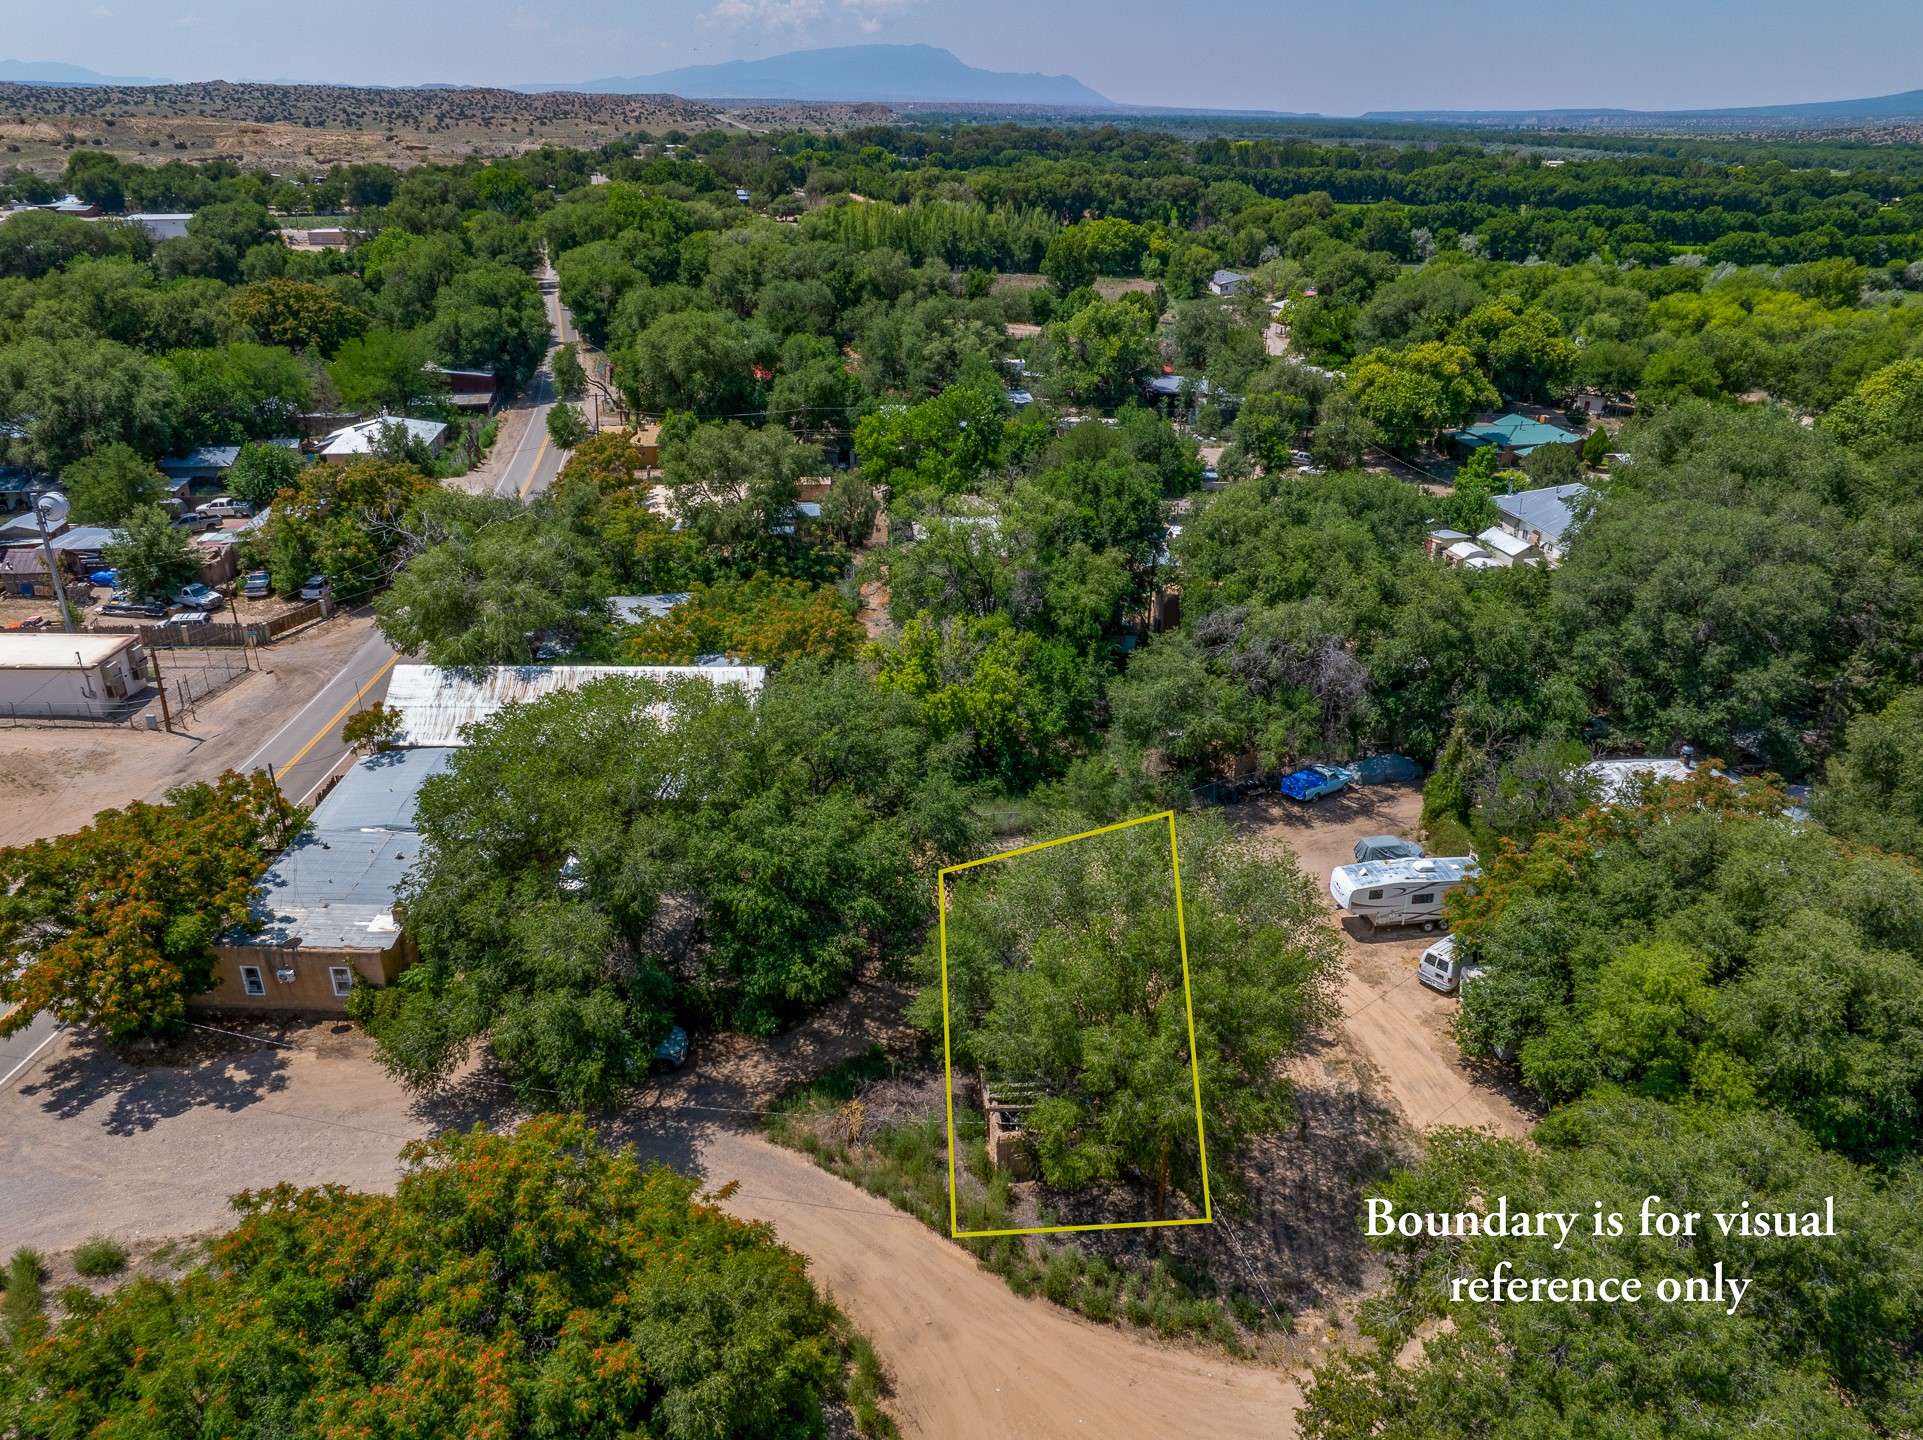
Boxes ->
[203,747,453,1014]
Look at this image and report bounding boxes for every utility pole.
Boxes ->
[147,643,174,734]
[29,489,77,634]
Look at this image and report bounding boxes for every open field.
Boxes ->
[0,82,893,173]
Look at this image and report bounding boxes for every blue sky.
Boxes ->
[13,0,1923,114]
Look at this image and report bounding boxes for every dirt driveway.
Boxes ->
[0,983,1300,1440]
[1227,785,1535,1138]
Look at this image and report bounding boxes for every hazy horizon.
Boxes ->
[6,0,1923,115]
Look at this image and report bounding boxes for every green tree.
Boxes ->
[1345,342,1497,451]
[162,342,312,444]
[1043,296,1158,407]
[551,340,588,400]
[353,665,976,1097]
[852,379,1006,500]
[660,419,828,576]
[871,611,1098,784]
[61,443,167,525]
[0,337,179,470]
[1813,687,1923,857]
[102,504,199,601]
[0,772,301,1040]
[428,262,551,389]
[229,277,369,355]
[1450,300,1576,401]
[0,1116,857,1440]
[327,328,447,414]
[1824,357,1923,449]
[224,440,302,508]
[547,400,592,449]
[616,308,761,418]
[374,489,612,665]
[923,813,1340,1218]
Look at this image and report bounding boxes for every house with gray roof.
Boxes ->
[1493,482,1593,562]
[204,746,454,1014]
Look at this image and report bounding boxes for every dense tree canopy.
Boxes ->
[352,665,978,1101]
[922,813,1340,1218]
[0,1116,860,1440]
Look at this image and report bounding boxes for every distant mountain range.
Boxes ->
[526,44,1110,106]
[1366,87,1923,129]
[0,59,168,86]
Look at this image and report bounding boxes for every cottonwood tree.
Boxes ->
[352,664,978,1102]
[924,813,1341,1218]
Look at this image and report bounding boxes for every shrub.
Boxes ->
[72,1235,127,1277]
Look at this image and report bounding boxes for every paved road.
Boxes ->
[240,627,398,806]
[491,264,576,502]
[0,1008,61,1091]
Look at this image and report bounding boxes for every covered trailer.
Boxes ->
[1354,836,1425,863]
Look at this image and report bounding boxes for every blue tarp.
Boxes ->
[1352,754,1423,785]
[1280,766,1353,801]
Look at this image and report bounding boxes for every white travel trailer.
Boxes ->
[1329,855,1478,930]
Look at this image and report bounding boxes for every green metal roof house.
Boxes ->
[1455,413,1583,459]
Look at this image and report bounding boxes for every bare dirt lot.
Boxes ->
[0,612,377,848]
[1225,784,1536,1137]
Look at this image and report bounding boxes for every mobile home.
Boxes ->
[1329,855,1478,930]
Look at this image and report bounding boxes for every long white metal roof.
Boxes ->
[0,633,142,670]
[385,663,765,747]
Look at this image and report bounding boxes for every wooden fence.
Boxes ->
[89,600,331,650]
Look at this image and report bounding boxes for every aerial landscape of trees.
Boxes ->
[6,103,1923,1429]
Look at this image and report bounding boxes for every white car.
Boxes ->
[195,497,255,518]
[173,582,218,610]
[299,575,331,601]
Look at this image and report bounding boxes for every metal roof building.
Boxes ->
[384,662,767,748]
[609,594,692,624]
[1456,413,1583,457]
[207,746,456,1014]
[242,747,455,950]
[1493,483,1594,549]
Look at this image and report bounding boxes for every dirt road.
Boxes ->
[1230,785,1534,1138]
[703,1130,1300,1439]
[1,999,1300,1440]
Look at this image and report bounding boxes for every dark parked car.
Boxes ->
[241,570,272,599]
[101,599,165,619]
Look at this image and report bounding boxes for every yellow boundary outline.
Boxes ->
[939,810,1213,1238]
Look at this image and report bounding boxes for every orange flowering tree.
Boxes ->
[0,1116,857,1439]
[623,577,866,666]
[0,770,302,1040]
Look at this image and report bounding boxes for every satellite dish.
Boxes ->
[35,491,69,527]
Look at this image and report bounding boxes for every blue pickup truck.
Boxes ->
[1279,764,1358,802]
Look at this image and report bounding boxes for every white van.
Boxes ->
[1417,934,1483,995]
[1329,855,1478,930]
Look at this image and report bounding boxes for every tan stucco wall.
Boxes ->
[198,940,411,1015]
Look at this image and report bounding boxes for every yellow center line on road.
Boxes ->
[518,427,552,500]
[276,653,400,780]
